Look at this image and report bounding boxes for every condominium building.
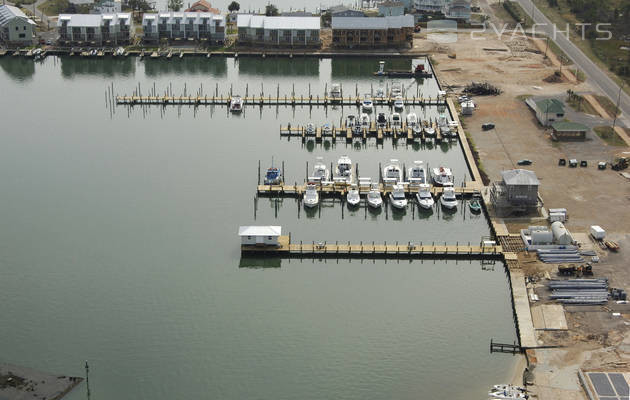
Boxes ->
[142,12,225,43]
[331,15,413,48]
[237,15,321,47]
[58,13,131,45]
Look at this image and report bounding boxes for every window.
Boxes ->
[15,26,19,31]
[19,33,26,38]
[24,25,27,30]
[267,236,272,240]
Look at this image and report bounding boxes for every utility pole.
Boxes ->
[544,37,549,58]
[85,361,91,400]
[612,82,625,131]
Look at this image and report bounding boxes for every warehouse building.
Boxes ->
[551,121,589,141]
[331,15,414,48]
[58,13,131,45]
[142,12,225,43]
[527,98,565,126]
[0,5,36,46]
[237,15,321,47]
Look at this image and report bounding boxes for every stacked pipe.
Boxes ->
[537,249,584,263]
[548,279,609,305]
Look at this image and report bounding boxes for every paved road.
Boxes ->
[515,0,630,127]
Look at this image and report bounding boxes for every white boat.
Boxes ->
[492,385,526,393]
[412,124,423,136]
[375,87,385,99]
[345,114,356,129]
[376,112,388,128]
[393,95,404,110]
[335,155,353,183]
[361,94,373,112]
[406,112,418,127]
[391,112,402,128]
[115,47,125,56]
[437,113,454,138]
[367,186,382,208]
[390,82,402,98]
[488,387,529,399]
[305,123,316,135]
[330,83,342,100]
[423,121,435,137]
[322,123,332,135]
[383,159,403,184]
[432,166,453,186]
[416,183,434,209]
[389,184,408,209]
[440,184,458,209]
[359,113,370,129]
[309,157,329,183]
[346,186,361,207]
[407,160,427,185]
[303,184,319,208]
[229,96,243,112]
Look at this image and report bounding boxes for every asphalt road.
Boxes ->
[515,0,630,127]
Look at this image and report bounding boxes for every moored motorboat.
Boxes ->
[488,387,529,399]
[376,112,388,128]
[389,184,407,209]
[391,112,402,128]
[322,123,332,135]
[469,198,482,213]
[407,160,427,186]
[432,166,453,186]
[229,96,243,112]
[367,186,382,208]
[335,155,353,183]
[440,184,458,209]
[309,157,329,183]
[416,183,434,209]
[383,159,403,185]
[264,162,282,185]
[305,123,316,136]
[423,120,435,137]
[330,83,342,100]
[359,113,370,129]
[346,185,361,207]
[345,114,356,129]
[303,184,319,208]
[361,94,373,113]
[406,112,418,127]
[393,95,404,110]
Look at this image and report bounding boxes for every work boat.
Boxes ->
[309,157,329,183]
[335,155,353,183]
[359,113,370,129]
[346,185,361,207]
[264,163,282,185]
[383,159,403,185]
[376,112,388,128]
[345,114,356,129]
[407,160,427,185]
[432,166,453,186]
[416,183,434,209]
[440,184,458,209]
[406,112,418,127]
[423,120,435,137]
[229,96,243,112]
[303,184,319,208]
[361,94,374,113]
[391,112,402,128]
[389,184,408,209]
[367,186,382,208]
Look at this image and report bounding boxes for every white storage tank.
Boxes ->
[531,229,553,245]
[551,221,574,245]
[590,225,606,240]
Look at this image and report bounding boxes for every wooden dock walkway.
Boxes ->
[256,183,479,197]
[115,95,446,107]
[279,122,453,143]
[242,236,503,258]
[509,268,538,349]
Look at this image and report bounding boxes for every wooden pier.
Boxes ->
[280,122,449,142]
[115,95,446,108]
[256,183,479,197]
[490,339,522,354]
[242,236,503,259]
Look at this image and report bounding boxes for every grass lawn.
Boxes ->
[38,0,69,15]
[594,94,621,117]
[594,126,627,146]
[566,94,598,115]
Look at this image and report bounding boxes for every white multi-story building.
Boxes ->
[237,15,320,47]
[58,13,132,45]
[415,0,470,21]
[142,12,225,44]
[0,5,35,45]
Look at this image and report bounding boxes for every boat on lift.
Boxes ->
[383,159,403,184]
[264,160,282,185]
[423,120,435,137]
[376,112,388,129]
[375,87,385,99]
[346,185,361,207]
[359,113,370,129]
[391,112,402,128]
[309,157,329,183]
[305,123,316,136]
[389,184,408,209]
[393,95,404,110]
[390,82,402,98]
[345,114,357,129]
[407,160,427,186]
[416,183,434,209]
[440,184,458,209]
[322,123,332,135]
[330,83,342,100]
[367,185,382,208]
[406,112,418,127]
[303,184,319,208]
[335,155,353,183]
[229,96,243,112]
[432,166,453,186]
[361,94,374,113]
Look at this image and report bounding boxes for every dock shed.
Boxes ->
[551,121,588,141]
[238,226,282,246]
[490,169,541,216]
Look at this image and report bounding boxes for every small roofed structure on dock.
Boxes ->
[239,226,282,246]
[490,169,541,217]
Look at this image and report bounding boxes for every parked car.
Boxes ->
[482,122,495,131]
[46,39,53,45]
[517,159,532,165]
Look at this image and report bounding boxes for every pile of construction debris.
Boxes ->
[463,82,502,96]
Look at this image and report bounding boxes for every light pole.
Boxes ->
[612,82,625,131]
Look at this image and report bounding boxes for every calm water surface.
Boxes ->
[0,56,517,400]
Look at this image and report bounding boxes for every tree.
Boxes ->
[168,0,183,11]
[320,11,331,27]
[127,0,151,12]
[265,4,278,16]
[228,1,240,12]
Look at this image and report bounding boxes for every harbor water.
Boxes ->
[0,56,517,400]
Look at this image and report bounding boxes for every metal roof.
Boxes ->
[0,5,36,27]
[501,169,540,186]
[535,98,564,114]
[332,14,413,29]
[237,15,320,30]
[551,121,589,132]
[238,226,282,236]
[58,13,130,27]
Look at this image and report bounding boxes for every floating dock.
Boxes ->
[279,123,449,142]
[256,183,478,197]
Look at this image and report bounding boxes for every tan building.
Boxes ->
[331,15,413,48]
